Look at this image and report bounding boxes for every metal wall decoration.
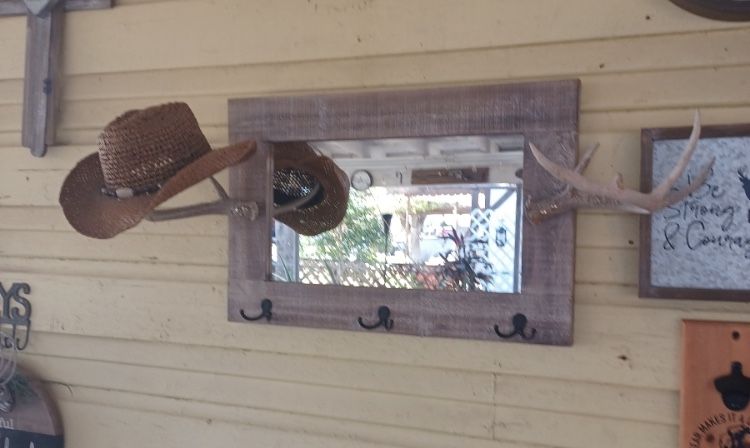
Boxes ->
[0,284,31,351]
[669,0,750,21]
[640,123,750,301]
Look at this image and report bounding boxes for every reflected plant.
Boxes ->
[298,191,383,285]
[436,227,494,292]
[300,191,383,263]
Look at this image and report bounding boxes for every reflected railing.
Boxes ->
[273,183,522,293]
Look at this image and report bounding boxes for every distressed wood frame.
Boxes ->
[0,0,113,157]
[640,123,750,301]
[228,80,580,345]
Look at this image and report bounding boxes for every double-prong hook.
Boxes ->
[358,306,393,331]
[494,313,536,340]
[240,298,273,322]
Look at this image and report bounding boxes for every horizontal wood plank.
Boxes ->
[494,375,677,425]
[0,206,637,251]
[0,158,231,206]
[1,65,748,131]
[55,399,396,448]
[0,246,632,286]
[2,270,745,390]
[50,27,750,98]
[0,229,227,265]
[26,331,494,404]
[25,330,682,426]
[32,0,742,77]
[0,227,646,287]
[21,328,686,428]
[0,131,20,146]
[3,106,748,150]
[577,283,750,312]
[47,385,532,448]
[494,406,674,448]
[0,130,713,209]
[40,379,685,448]
[0,26,746,100]
[0,205,228,235]
[23,353,494,437]
[0,256,226,282]
[581,105,750,133]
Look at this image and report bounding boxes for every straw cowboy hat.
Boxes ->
[60,102,255,239]
[60,102,350,239]
[273,141,350,236]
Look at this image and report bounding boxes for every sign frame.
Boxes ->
[640,122,750,301]
[669,0,750,21]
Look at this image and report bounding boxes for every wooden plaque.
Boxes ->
[681,320,750,448]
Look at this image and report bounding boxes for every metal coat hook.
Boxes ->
[357,306,394,331]
[240,298,273,322]
[494,313,536,340]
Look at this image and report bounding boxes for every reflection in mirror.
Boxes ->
[272,135,524,293]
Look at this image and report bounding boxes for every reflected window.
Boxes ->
[272,135,523,293]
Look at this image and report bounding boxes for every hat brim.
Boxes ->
[60,141,255,239]
[274,142,350,236]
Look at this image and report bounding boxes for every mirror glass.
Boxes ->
[272,134,524,293]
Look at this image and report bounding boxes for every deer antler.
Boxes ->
[525,111,715,223]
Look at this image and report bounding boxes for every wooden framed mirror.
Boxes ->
[227,80,579,345]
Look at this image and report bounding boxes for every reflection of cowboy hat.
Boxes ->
[59,102,255,239]
[273,142,349,236]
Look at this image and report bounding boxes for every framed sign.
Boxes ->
[640,122,750,301]
[669,0,750,21]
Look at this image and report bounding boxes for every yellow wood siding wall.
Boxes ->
[1,0,749,446]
